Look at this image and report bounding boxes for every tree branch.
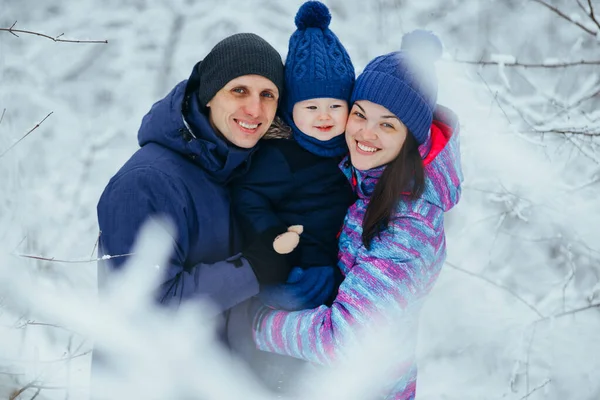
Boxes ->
[156,13,185,97]
[0,371,24,377]
[2,350,92,365]
[10,383,65,400]
[0,108,5,126]
[0,112,53,158]
[10,382,36,400]
[452,58,600,68]
[576,0,589,14]
[16,252,133,264]
[530,0,597,35]
[0,21,108,43]
[29,388,42,400]
[587,0,600,30]
[446,262,544,318]
[525,324,537,395]
[527,128,599,137]
[546,86,600,124]
[476,72,520,127]
[90,231,101,258]
[534,302,600,325]
[564,134,600,164]
[477,71,600,145]
[519,379,551,399]
[15,320,80,335]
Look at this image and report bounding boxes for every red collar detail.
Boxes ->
[422,120,452,166]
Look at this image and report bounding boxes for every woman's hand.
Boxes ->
[258,265,336,311]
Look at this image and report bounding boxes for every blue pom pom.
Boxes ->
[295,1,331,30]
[401,29,443,63]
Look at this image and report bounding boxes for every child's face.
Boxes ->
[292,98,348,141]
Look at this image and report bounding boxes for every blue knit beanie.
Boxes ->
[350,30,442,145]
[284,1,355,115]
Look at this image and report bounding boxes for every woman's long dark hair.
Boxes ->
[361,131,425,249]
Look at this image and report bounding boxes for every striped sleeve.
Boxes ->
[253,215,440,365]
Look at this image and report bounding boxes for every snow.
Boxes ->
[542,57,561,65]
[490,53,517,64]
[1,0,599,399]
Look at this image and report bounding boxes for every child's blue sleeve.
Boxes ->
[232,142,294,238]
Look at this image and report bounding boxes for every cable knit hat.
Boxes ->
[196,33,284,107]
[284,1,355,114]
[350,30,442,145]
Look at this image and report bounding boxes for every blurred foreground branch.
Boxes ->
[1,21,108,44]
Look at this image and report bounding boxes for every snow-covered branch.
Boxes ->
[452,58,600,68]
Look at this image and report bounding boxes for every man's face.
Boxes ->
[206,75,279,148]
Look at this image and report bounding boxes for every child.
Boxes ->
[233,0,356,311]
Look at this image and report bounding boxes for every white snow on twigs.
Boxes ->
[490,53,517,64]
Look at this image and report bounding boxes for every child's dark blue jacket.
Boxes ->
[232,136,355,268]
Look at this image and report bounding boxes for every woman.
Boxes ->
[249,30,463,399]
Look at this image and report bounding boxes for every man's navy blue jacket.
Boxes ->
[233,137,355,269]
[97,75,260,313]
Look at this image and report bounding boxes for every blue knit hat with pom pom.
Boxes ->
[284,1,355,114]
[350,29,443,145]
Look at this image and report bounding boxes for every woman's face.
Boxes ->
[345,100,408,171]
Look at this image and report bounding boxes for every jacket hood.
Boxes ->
[262,116,293,140]
[418,104,463,211]
[340,104,463,212]
[137,76,255,184]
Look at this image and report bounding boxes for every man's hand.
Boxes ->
[242,227,293,285]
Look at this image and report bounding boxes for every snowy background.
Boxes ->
[1,0,599,398]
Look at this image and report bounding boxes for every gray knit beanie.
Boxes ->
[196,33,285,106]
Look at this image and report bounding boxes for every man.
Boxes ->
[97,33,290,314]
